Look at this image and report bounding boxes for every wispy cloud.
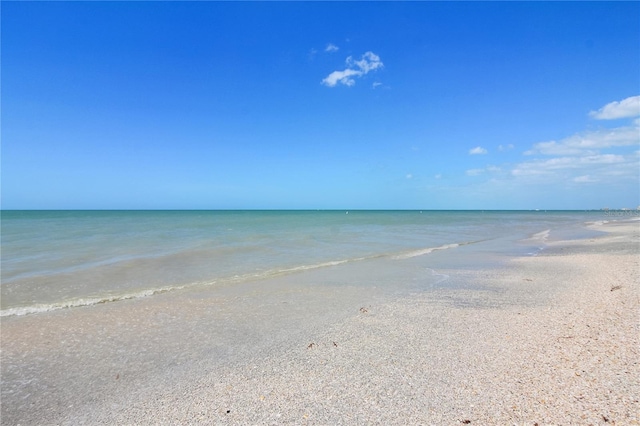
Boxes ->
[498,144,514,152]
[512,154,627,177]
[325,43,339,53]
[465,95,639,192]
[469,146,487,155]
[509,151,639,188]
[512,97,639,184]
[322,51,383,88]
[524,125,640,156]
[589,95,640,120]
[509,95,640,182]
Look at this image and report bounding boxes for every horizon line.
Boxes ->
[2,208,633,212]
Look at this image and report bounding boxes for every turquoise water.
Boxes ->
[0,210,605,316]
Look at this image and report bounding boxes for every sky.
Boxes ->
[2,1,639,210]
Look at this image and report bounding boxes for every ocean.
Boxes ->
[0,210,605,317]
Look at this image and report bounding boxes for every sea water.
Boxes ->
[0,210,605,316]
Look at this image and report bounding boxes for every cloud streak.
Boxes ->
[509,151,638,186]
[524,125,640,156]
[322,52,383,87]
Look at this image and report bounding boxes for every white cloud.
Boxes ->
[498,144,514,152]
[372,82,382,89]
[321,51,384,87]
[325,43,339,53]
[589,95,640,120]
[321,69,362,87]
[469,146,488,155]
[524,125,640,156]
[347,52,383,73]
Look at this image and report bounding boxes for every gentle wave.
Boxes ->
[0,285,187,317]
[276,259,359,273]
[276,255,385,273]
[1,242,470,317]
[392,243,460,259]
[392,241,480,260]
[199,254,387,287]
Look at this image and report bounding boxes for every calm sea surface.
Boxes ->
[0,210,605,316]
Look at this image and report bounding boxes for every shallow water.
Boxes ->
[1,210,606,316]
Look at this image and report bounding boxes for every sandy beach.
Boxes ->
[2,220,638,425]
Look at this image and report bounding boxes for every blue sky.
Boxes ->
[2,1,639,210]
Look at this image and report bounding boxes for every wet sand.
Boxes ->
[2,220,638,425]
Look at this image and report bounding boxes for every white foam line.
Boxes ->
[392,243,463,260]
[280,258,357,273]
[0,285,187,318]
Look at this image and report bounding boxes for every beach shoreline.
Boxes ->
[1,220,638,425]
